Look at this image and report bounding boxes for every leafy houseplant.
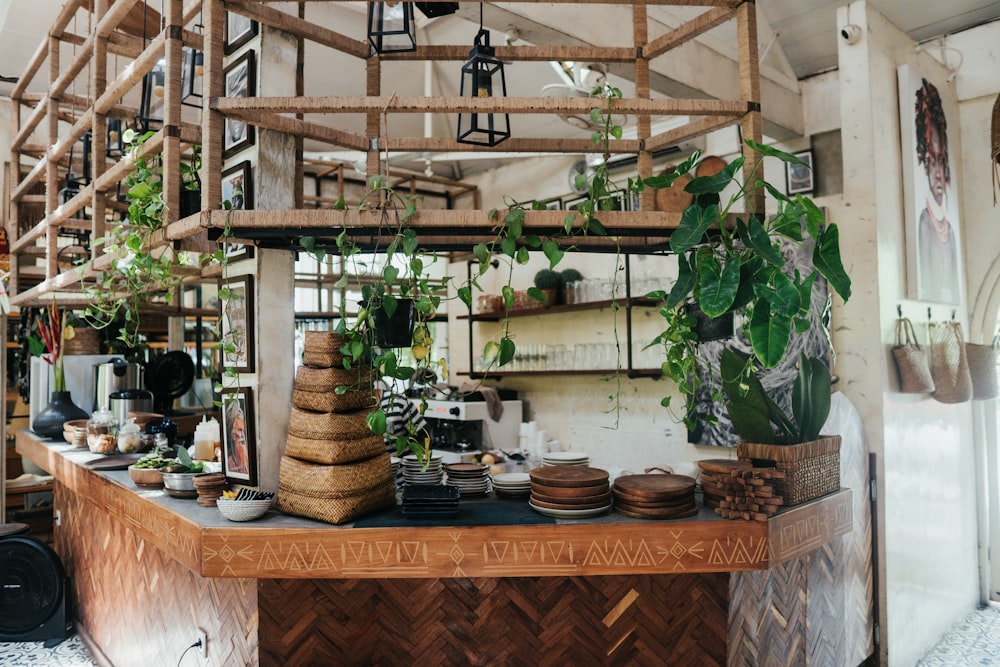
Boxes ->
[84,128,200,351]
[642,142,852,426]
[532,268,561,306]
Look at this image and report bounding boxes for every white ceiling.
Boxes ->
[1,0,998,178]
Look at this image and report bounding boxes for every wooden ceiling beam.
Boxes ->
[228,1,369,59]
[643,7,734,59]
[382,45,637,63]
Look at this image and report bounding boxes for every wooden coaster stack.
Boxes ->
[194,473,227,508]
[528,466,612,518]
[696,459,752,509]
[277,331,396,525]
[711,467,786,522]
[612,474,698,520]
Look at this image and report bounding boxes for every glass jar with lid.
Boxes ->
[116,418,142,454]
[87,408,118,454]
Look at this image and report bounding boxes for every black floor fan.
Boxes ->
[0,535,74,645]
[146,351,196,416]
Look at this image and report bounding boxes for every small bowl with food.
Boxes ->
[159,447,208,498]
[128,451,171,489]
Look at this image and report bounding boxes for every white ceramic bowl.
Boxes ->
[216,497,273,522]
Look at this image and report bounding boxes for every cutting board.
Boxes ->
[612,474,696,500]
[529,466,609,488]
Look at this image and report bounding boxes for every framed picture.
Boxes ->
[220,275,255,373]
[221,387,257,486]
[898,64,963,305]
[785,150,814,195]
[224,12,258,55]
[223,51,256,158]
[542,197,562,211]
[563,195,587,211]
[222,161,253,211]
[224,243,255,262]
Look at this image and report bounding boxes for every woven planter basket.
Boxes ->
[277,479,396,525]
[302,331,347,368]
[288,406,373,440]
[284,432,386,466]
[292,387,376,414]
[737,435,841,507]
[63,327,101,355]
[277,452,393,498]
[294,365,374,393]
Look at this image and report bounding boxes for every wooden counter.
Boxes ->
[17,430,872,666]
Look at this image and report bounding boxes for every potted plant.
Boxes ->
[720,347,840,506]
[30,302,89,439]
[642,142,852,427]
[531,268,561,307]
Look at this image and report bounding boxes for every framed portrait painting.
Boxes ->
[898,64,963,305]
[220,275,255,373]
[224,13,258,55]
[222,160,253,211]
[223,51,256,158]
[221,387,257,486]
[785,149,814,195]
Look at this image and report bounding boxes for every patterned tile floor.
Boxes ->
[918,606,1000,666]
[1,606,998,666]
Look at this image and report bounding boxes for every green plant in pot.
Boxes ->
[642,141,851,427]
[532,268,561,307]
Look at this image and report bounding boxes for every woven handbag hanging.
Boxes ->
[928,320,973,404]
[892,317,935,393]
[966,334,999,400]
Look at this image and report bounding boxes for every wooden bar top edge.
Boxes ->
[17,430,852,579]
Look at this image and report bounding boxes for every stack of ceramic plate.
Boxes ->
[541,452,590,467]
[444,463,491,497]
[390,456,402,489]
[401,484,460,518]
[491,472,531,498]
[528,466,612,518]
[612,474,698,520]
[402,454,444,486]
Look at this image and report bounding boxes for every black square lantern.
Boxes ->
[368,2,416,55]
[106,118,124,158]
[181,47,204,109]
[456,29,510,147]
[138,59,166,131]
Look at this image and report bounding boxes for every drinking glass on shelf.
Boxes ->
[565,281,578,304]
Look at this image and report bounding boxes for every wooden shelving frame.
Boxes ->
[4,0,763,308]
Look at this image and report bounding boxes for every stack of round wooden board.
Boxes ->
[528,466,611,518]
[696,459,752,509]
[612,474,698,520]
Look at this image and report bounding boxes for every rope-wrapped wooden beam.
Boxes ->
[213,95,750,117]
[228,0,369,59]
[646,115,738,152]
[95,31,166,116]
[644,7,735,59]
[10,0,84,99]
[11,107,93,203]
[228,0,742,6]
[383,136,643,155]
[382,45,638,63]
[221,107,369,151]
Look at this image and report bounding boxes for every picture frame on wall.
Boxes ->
[224,12,258,55]
[223,51,256,158]
[222,161,253,211]
[785,149,815,195]
[221,387,257,486]
[898,64,963,305]
[220,275,255,373]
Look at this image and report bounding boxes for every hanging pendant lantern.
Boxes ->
[368,2,416,55]
[456,28,510,147]
[106,118,124,158]
[181,47,204,109]
[138,59,166,131]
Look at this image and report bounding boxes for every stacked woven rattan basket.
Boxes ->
[276,331,396,524]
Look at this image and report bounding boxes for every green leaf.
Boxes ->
[744,139,809,166]
[515,246,530,265]
[382,295,398,318]
[382,265,399,285]
[402,202,418,221]
[563,213,577,234]
[746,217,785,267]
[542,240,564,268]
[505,207,524,238]
[684,157,743,195]
[726,401,778,444]
[696,254,740,318]
[527,286,548,304]
[502,285,514,311]
[609,125,623,140]
[769,272,801,316]
[665,253,696,309]
[473,243,490,269]
[574,173,588,192]
[401,228,419,255]
[812,223,852,302]
[587,217,607,236]
[800,196,825,240]
[524,234,542,248]
[457,285,472,309]
[500,237,517,257]
[331,195,346,210]
[748,306,791,368]
[498,337,516,366]
[366,409,387,436]
[670,204,717,253]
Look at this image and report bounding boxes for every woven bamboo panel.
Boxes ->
[728,559,807,667]
[53,483,259,667]
[258,574,730,666]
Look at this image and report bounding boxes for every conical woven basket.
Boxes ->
[288,406,373,440]
[284,432,386,466]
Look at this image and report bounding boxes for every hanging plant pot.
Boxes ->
[372,298,417,349]
[685,303,734,342]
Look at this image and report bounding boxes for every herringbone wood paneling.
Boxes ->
[729,560,807,667]
[259,574,731,666]
[54,483,259,667]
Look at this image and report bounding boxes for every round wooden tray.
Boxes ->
[531,489,612,506]
[529,466,609,488]
[531,482,610,499]
[695,155,727,179]
[612,474,696,500]
[530,495,613,511]
[615,504,699,520]
[612,489,695,509]
[653,167,693,212]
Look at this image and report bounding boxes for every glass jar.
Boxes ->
[117,418,142,453]
[87,408,118,454]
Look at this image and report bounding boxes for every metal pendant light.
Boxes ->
[456,16,510,147]
[138,59,166,131]
[368,2,416,55]
[106,118,124,158]
[181,47,204,109]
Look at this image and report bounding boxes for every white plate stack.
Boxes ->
[541,452,590,467]
[491,472,531,498]
[390,456,402,489]
[402,454,444,486]
[444,463,491,497]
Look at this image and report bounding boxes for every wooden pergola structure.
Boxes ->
[4,0,764,308]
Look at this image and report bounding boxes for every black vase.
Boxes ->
[373,299,416,349]
[32,391,89,439]
[686,303,734,342]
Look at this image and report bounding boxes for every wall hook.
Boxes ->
[897,304,902,318]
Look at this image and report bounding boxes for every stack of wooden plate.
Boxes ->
[528,466,611,518]
[697,459,752,509]
[444,463,491,497]
[491,472,531,498]
[541,452,590,467]
[612,474,698,520]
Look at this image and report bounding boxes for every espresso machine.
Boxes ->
[417,392,522,459]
